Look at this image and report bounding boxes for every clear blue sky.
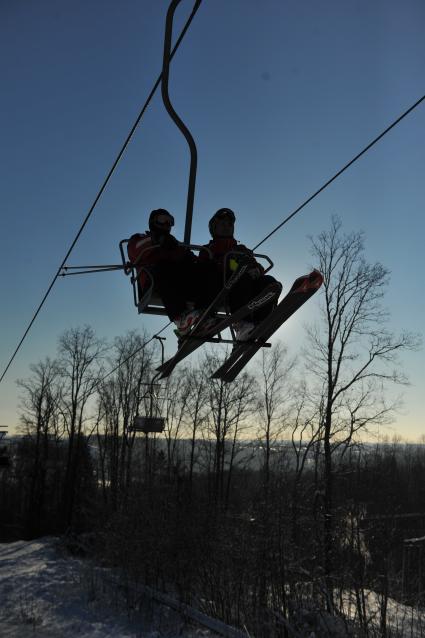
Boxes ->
[1,0,424,438]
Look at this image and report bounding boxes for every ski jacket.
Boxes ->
[127,231,194,289]
[199,237,264,276]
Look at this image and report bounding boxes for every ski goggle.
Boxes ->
[213,208,235,223]
[152,213,174,228]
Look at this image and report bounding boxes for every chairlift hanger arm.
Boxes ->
[162,0,201,245]
[60,264,126,277]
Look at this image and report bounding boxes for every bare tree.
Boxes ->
[96,330,155,507]
[161,368,191,479]
[306,216,420,603]
[17,358,62,535]
[287,380,323,552]
[58,325,106,529]
[183,365,209,485]
[202,350,257,506]
[256,341,296,495]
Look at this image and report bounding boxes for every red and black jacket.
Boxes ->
[199,237,264,275]
[127,232,194,289]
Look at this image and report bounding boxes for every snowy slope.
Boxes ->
[0,538,214,637]
[2,538,424,637]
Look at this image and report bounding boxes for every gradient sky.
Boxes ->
[1,0,424,438]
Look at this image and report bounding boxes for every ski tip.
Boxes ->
[291,269,324,293]
[310,269,324,287]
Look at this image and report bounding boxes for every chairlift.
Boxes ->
[126,337,166,435]
[129,375,165,435]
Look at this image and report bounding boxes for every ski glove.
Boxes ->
[248,266,261,279]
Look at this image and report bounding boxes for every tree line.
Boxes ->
[0,218,422,637]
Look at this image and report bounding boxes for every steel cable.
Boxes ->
[253,93,425,251]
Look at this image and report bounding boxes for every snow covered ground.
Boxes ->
[0,538,215,637]
[343,589,425,637]
[2,537,425,637]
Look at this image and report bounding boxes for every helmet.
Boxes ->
[149,208,175,233]
[208,208,236,237]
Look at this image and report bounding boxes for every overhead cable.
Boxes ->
[253,93,425,251]
[98,322,171,386]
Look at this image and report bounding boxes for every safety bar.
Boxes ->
[60,265,124,277]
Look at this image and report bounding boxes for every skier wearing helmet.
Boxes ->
[200,208,282,341]
[127,209,221,335]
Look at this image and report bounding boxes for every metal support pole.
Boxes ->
[161,0,200,244]
[153,335,166,366]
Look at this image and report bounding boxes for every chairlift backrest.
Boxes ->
[119,239,166,315]
[120,239,210,315]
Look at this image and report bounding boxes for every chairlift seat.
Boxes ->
[130,416,165,434]
[119,239,274,317]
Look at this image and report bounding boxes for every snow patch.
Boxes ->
[0,537,214,637]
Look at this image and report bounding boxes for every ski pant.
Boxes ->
[151,259,222,320]
[227,273,280,323]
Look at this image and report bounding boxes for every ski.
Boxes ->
[157,282,281,379]
[211,270,323,382]
[156,280,281,379]
[156,263,249,378]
